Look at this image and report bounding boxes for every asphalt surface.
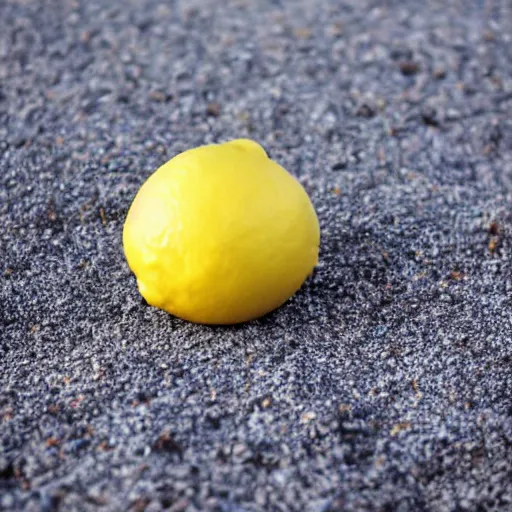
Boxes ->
[1,0,512,511]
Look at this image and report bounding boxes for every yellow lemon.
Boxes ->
[123,139,320,324]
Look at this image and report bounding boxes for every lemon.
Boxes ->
[123,139,320,324]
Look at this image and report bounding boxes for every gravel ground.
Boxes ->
[1,0,512,511]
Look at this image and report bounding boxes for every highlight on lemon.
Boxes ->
[123,139,320,325]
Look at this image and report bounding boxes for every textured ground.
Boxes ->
[1,0,512,511]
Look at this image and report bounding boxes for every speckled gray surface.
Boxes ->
[1,0,512,511]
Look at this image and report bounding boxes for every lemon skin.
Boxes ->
[123,139,320,325]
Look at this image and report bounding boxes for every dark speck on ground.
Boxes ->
[1,0,511,511]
